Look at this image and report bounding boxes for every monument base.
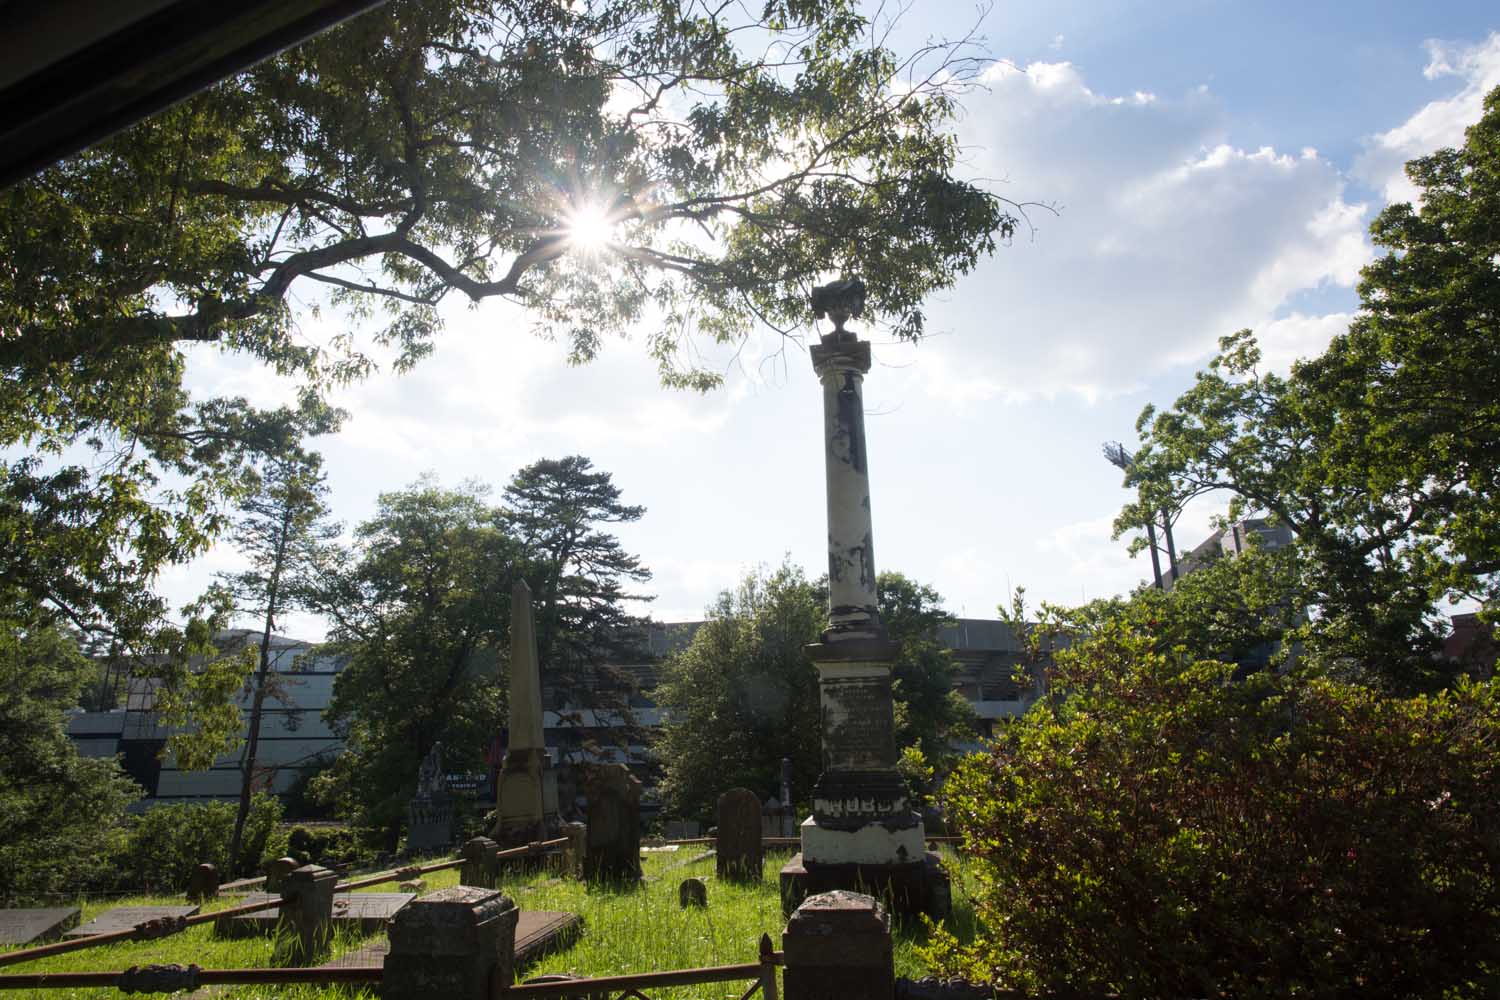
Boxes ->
[799,815,926,866]
[779,851,950,918]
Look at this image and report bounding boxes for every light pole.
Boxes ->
[1103,442,1178,589]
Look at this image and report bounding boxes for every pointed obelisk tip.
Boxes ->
[513,578,531,598]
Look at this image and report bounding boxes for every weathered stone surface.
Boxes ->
[215,893,413,937]
[561,821,587,879]
[186,863,219,902]
[322,910,578,971]
[583,763,641,883]
[460,836,499,889]
[716,787,763,883]
[65,906,198,938]
[779,852,950,919]
[678,877,707,908]
[0,907,78,944]
[782,890,894,1000]
[280,864,337,965]
[491,580,560,846]
[384,886,518,1000]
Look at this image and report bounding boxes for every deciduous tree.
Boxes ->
[218,453,340,873]
[1116,86,1500,689]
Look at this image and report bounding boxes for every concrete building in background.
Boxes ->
[67,632,346,808]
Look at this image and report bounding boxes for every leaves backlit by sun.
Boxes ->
[564,201,615,255]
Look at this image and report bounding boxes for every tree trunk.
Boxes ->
[227,508,292,875]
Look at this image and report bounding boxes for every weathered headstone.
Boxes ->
[460,836,499,889]
[383,886,519,1000]
[780,279,947,917]
[678,877,707,908]
[0,907,79,945]
[583,763,642,883]
[490,580,560,847]
[65,905,198,938]
[279,864,337,964]
[407,743,453,853]
[716,787,764,883]
[321,910,579,971]
[186,863,219,902]
[561,821,587,879]
[782,891,894,1000]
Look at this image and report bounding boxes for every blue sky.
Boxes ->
[168,4,1500,637]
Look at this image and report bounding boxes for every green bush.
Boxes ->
[927,621,1500,999]
[117,795,287,892]
[285,824,374,869]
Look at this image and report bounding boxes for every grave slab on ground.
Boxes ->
[0,907,80,944]
[319,910,581,969]
[214,893,413,937]
[64,905,199,938]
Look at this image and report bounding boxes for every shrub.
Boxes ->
[285,824,374,869]
[926,621,1500,999]
[117,794,287,892]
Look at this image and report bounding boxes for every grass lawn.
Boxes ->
[0,849,978,999]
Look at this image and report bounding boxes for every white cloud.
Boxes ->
[1355,33,1500,204]
[887,59,1372,405]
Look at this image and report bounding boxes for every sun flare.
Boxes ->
[564,201,615,254]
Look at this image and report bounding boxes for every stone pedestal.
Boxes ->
[383,886,518,1000]
[780,282,948,918]
[264,856,298,892]
[278,864,337,965]
[782,890,895,1000]
[460,836,499,889]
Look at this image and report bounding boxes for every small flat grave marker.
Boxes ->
[216,893,413,938]
[0,907,80,945]
[64,906,198,938]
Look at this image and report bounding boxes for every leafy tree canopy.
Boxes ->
[310,478,513,840]
[2,0,1017,661]
[1116,86,1500,689]
[0,591,138,902]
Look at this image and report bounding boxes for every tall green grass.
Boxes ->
[0,849,976,999]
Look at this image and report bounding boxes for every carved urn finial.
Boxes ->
[810,278,866,338]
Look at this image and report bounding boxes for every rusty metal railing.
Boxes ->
[506,934,781,1000]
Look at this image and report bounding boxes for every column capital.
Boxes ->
[810,333,871,379]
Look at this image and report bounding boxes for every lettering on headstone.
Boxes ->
[822,677,894,768]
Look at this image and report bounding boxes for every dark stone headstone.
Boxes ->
[782,891,894,1000]
[383,886,519,1000]
[716,787,763,882]
[460,836,499,889]
[0,907,79,944]
[186,863,219,902]
[279,864,337,965]
[678,877,707,908]
[65,905,198,938]
[583,763,641,883]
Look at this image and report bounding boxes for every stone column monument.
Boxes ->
[779,278,949,917]
[490,579,559,845]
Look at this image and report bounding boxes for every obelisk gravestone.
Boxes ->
[490,579,559,845]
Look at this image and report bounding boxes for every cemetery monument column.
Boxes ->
[490,579,560,845]
[779,278,948,916]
